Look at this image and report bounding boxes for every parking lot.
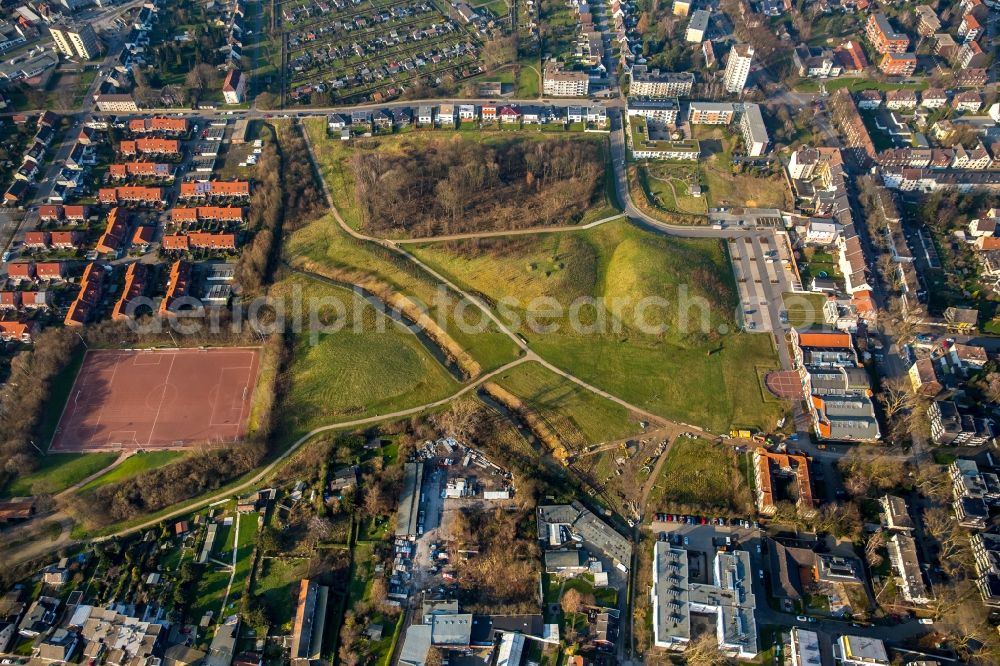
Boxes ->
[649,518,769,593]
[728,233,798,333]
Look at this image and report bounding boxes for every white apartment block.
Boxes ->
[629,70,694,98]
[543,65,589,97]
[739,104,769,157]
[50,24,102,60]
[723,43,754,93]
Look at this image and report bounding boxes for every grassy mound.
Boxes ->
[271,276,460,439]
[411,220,786,432]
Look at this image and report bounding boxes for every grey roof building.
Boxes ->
[652,543,758,659]
[537,502,632,571]
[396,462,424,537]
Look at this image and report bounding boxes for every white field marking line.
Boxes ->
[105,431,136,449]
[93,353,125,428]
[132,353,167,366]
[209,361,255,425]
[146,353,178,447]
[235,354,258,434]
[208,367,250,428]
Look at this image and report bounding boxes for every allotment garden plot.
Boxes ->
[282,0,484,104]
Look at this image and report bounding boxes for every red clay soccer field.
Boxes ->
[49,348,261,452]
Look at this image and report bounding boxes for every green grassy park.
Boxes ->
[411,219,787,433]
[492,361,643,450]
[271,276,462,440]
[648,437,753,514]
[3,453,118,498]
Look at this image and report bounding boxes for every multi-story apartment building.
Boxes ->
[739,103,768,156]
[722,43,754,93]
[878,52,917,76]
[866,12,910,54]
[629,68,694,97]
[688,102,735,125]
[543,64,589,96]
[915,5,941,37]
[49,24,102,60]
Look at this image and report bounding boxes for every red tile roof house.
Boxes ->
[64,263,105,327]
[499,105,522,123]
[22,291,51,309]
[98,187,165,206]
[0,291,22,309]
[161,233,238,251]
[132,226,155,248]
[6,262,35,283]
[135,137,181,155]
[23,231,50,248]
[178,180,252,200]
[38,205,63,222]
[0,321,37,343]
[64,205,88,222]
[51,231,83,249]
[171,207,246,224]
[128,117,189,134]
[36,262,66,281]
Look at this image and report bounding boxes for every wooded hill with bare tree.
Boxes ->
[351,137,604,237]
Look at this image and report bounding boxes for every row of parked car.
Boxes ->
[653,513,759,529]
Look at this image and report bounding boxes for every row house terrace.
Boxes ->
[109,162,175,181]
[170,207,246,224]
[112,262,150,321]
[119,138,181,156]
[21,230,84,250]
[64,262,105,327]
[161,233,239,251]
[127,117,189,135]
[98,187,165,206]
[178,180,252,200]
[0,291,52,310]
[38,204,88,224]
[6,261,65,283]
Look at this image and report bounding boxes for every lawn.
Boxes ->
[515,64,539,98]
[691,126,791,210]
[411,219,787,433]
[640,164,709,215]
[226,512,260,615]
[271,275,461,441]
[285,213,521,376]
[79,451,184,492]
[190,509,260,628]
[492,361,643,450]
[797,248,842,284]
[2,453,118,498]
[649,437,752,514]
[255,556,310,632]
[782,292,829,329]
[472,0,509,17]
